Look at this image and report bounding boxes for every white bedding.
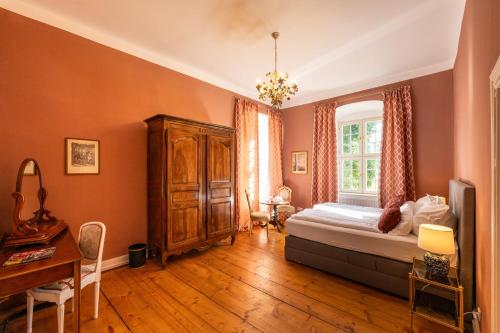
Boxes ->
[287,203,458,265]
[292,203,383,233]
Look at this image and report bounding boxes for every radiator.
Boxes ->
[338,194,379,207]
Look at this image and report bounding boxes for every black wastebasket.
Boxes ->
[128,243,146,268]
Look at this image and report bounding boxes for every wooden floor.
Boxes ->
[6,227,453,333]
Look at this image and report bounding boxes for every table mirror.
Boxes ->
[2,158,67,247]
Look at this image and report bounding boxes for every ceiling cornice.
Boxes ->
[0,0,259,100]
[283,59,454,108]
[0,0,463,109]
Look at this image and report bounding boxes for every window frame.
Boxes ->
[338,117,382,195]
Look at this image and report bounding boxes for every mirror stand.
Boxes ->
[1,158,67,248]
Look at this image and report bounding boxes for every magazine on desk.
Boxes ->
[2,247,56,266]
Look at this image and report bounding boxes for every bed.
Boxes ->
[284,179,475,314]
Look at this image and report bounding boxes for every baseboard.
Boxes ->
[102,254,128,271]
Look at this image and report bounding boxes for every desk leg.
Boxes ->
[73,260,81,333]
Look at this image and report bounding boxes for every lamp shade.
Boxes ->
[417,224,455,255]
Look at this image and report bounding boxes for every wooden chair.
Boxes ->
[244,189,270,237]
[277,186,296,223]
[26,221,106,333]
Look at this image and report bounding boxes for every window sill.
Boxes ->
[339,192,377,198]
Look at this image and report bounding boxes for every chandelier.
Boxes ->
[256,32,298,109]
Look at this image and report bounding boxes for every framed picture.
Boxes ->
[65,138,100,175]
[23,160,36,175]
[291,151,308,174]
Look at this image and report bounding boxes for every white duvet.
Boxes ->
[291,203,383,233]
[286,202,459,265]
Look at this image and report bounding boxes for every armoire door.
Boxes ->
[166,126,205,250]
[206,133,234,238]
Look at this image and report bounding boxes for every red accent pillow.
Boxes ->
[378,207,402,233]
[385,195,406,209]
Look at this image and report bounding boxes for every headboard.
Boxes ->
[449,179,476,313]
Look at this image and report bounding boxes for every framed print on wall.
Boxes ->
[65,138,100,175]
[291,151,308,174]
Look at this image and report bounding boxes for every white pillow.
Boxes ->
[412,200,456,235]
[388,201,414,236]
[414,194,446,212]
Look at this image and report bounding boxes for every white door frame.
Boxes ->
[490,55,500,333]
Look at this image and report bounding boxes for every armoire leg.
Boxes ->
[161,252,168,269]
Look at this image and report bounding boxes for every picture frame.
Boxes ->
[23,160,36,175]
[65,138,100,175]
[291,151,308,174]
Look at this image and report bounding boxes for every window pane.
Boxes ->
[351,124,359,136]
[341,159,361,192]
[365,159,380,192]
[342,124,351,135]
[365,120,382,154]
[342,133,350,154]
[350,124,360,154]
[352,160,361,190]
[367,159,375,169]
[342,160,351,189]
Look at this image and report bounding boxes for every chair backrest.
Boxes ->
[278,186,292,202]
[78,221,106,278]
[244,189,253,214]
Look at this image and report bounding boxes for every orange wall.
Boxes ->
[453,0,500,331]
[0,9,250,259]
[283,70,455,210]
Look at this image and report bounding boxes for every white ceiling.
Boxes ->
[0,0,466,108]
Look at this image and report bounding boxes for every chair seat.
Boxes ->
[250,211,270,221]
[33,264,96,293]
[277,204,295,214]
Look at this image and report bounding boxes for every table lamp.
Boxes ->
[417,224,455,278]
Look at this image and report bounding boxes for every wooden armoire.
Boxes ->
[145,115,236,266]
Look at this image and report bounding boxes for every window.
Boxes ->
[258,112,270,201]
[338,118,382,194]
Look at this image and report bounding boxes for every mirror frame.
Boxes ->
[12,158,57,236]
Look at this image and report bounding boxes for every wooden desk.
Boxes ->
[0,229,82,333]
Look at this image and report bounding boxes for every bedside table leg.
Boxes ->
[408,272,414,333]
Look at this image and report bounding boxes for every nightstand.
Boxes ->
[409,258,464,332]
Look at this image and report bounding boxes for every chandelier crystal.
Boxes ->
[256,32,298,109]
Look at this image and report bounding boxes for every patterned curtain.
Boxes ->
[235,98,260,231]
[311,103,338,204]
[379,85,416,207]
[268,108,284,195]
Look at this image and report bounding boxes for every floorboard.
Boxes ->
[6,227,454,333]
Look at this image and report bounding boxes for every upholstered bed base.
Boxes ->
[285,235,411,297]
[285,180,475,319]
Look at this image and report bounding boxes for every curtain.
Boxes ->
[379,85,416,207]
[311,103,338,204]
[268,108,284,196]
[235,98,260,231]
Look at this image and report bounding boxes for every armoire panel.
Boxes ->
[171,137,199,185]
[208,202,232,236]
